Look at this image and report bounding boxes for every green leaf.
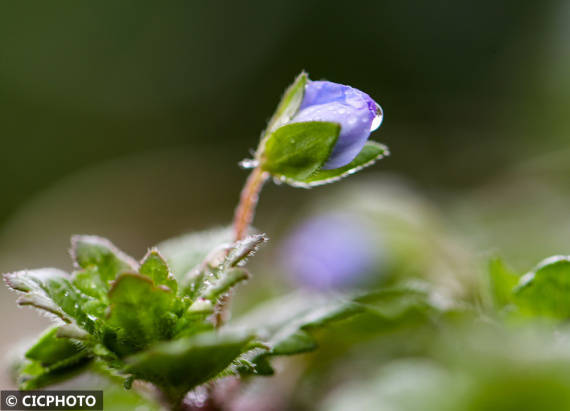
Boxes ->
[271,330,317,355]
[71,235,138,287]
[261,121,341,180]
[25,327,85,367]
[18,346,91,390]
[180,233,266,301]
[232,292,364,375]
[286,141,389,188]
[266,71,307,134]
[125,331,253,401]
[173,302,215,338]
[488,258,520,309]
[201,268,250,302]
[88,362,163,411]
[223,233,267,268]
[72,266,108,302]
[19,327,90,389]
[157,227,234,281]
[353,282,439,320]
[233,283,444,376]
[107,273,177,355]
[4,269,104,333]
[140,249,178,294]
[514,256,570,319]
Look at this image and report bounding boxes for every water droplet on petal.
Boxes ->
[348,116,357,125]
[370,103,383,132]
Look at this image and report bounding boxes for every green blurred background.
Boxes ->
[1,0,570,403]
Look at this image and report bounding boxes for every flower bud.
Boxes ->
[258,73,387,186]
[291,80,383,169]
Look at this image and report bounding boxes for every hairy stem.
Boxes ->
[233,166,269,242]
[213,166,268,327]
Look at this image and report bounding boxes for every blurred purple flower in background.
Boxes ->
[291,80,383,169]
[281,213,380,289]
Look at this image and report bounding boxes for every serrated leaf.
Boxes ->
[180,233,266,301]
[125,331,253,401]
[261,121,341,180]
[266,71,307,134]
[514,256,570,319]
[285,141,389,188]
[25,327,85,367]
[140,249,178,294]
[488,258,520,309]
[107,273,177,355]
[157,227,234,281]
[201,268,250,302]
[18,350,91,390]
[223,234,267,268]
[72,266,108,302]
[71,235,138,287]
[4,269,104,333]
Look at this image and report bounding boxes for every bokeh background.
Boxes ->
[1,1,570,406]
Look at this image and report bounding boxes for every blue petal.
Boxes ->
[291,81,381,169]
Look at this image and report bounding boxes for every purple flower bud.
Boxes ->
[280,213,381,289]
[291,80,383,169]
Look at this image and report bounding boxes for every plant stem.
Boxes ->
[233,166,269,242]
[213,166,268,327]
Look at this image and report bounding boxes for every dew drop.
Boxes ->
[370,103,383,132]
[239,158,259,169]
[272,176,285,185]
[348,116,357,125]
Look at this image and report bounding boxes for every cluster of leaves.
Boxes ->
[305,255,570,411]
[3,228,444,408]
[255,72,389,188]
[4,231,261,400]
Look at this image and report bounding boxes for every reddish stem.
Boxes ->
[213,166,268,327]
[232,166,268,242]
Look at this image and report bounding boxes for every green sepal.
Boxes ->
[261,121,341,180]
[266,71,308,134]
[286,141,389,188]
